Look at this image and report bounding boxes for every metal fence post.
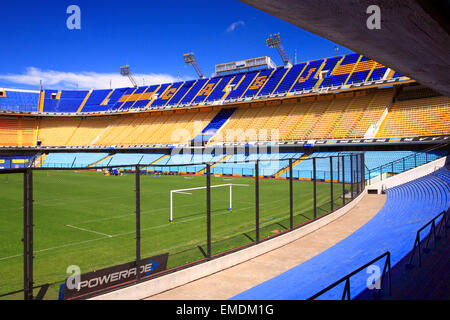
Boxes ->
[289,159,293,229]
[206,164,211,258]
[362,153,365,190]
[23,171,29,300]
[313,158,317,219]
[358,154,362,193]
[350,155,354,200]
[337,156,340,185]
[355,155,360,194]
[24,168,33,300]
[255,161,260,242]
[330,156,334,212]
[342,156,346,206]
[28,168,33,301]
[135,166,141,283]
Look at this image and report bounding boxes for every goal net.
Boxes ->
[169,183,247,222]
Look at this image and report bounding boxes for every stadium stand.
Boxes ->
[0,53,408,116]
[80,89,112,113]
[395,84,441,101]
[211,152,304,176]
[376,96,450,138]
[37,150,447,187]
[34,109,218,146]
[0,53,447,148]
[211,87,396,143]
[364,151,416,170]
[257,66,287,96]
[231,164,450,300]
[345,87,394,138]
[192,108,236,143]
[0,117,36,146]
[40,153,110,168]
[43,90,90,113]
[0,155,33,169]
[0,86,446,149]
[147,152,222,173]
[37,117,83,146]
[0,89,39,112]
[94,153,166,167]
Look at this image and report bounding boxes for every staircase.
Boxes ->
[275,154,309,178]
[191,108,236,144]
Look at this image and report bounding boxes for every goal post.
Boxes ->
[169,183,248,222]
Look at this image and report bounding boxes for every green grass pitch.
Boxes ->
[0,170,347,299]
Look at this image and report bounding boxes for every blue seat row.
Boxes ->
[41,153,110,168]
[231,165,450,300]
[0,90,39,112]
[3,52,404,114]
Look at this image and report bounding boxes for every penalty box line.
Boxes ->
[171,183,249,194]
[66,224,113,238]
[0,196,290,262]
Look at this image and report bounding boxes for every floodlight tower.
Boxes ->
[120,65,138,88]
[266,33,292,68]
[183,52,205,79]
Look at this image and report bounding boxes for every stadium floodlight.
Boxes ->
[183,52,205,79]
[119,65,138,88]
[266,33,292,68]
[169,183,248,222]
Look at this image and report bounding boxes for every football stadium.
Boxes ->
[0,0,449,303]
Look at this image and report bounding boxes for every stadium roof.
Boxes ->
[240,0,450,96]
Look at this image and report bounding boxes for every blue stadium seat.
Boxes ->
[289,59,324,92]
[225,71,259,100]
[0,90,39,112]
[273,63,306,94]
[179,79,209,104]
[42,153,110,168]
[257,67,288,96]
[231,166,450,300]
[81,89,112,112]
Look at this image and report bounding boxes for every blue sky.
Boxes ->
[0,0,352,90]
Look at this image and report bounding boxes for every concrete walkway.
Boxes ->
[146,194,386,300]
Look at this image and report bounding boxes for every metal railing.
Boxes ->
[0,153,365,300]
[307,251,391,300]
[407,208,449,268]
[366,143,449,184]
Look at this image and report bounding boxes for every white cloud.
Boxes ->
[0,67,186,90]
[226,20,245,32]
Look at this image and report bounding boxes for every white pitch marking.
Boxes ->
[0,196,294,262]
[66,224,113,238]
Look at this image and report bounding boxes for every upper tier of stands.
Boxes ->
[0,53,406,114]
[0,89,39,112]
[231,164,450,300]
